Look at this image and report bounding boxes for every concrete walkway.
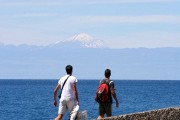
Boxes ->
[100,107,180,120]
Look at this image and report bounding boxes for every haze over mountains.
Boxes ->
[0,33,179,80]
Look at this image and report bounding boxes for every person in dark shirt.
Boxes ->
[97,69,119,119]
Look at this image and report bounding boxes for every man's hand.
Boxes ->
[54,100,57,107]
[54,84,60,107]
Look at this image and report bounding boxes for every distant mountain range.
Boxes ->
[0,40,180,80]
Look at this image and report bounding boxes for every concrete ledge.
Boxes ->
[102,107,180,120]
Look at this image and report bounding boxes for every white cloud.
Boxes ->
[72,15,180,24]
[2,14,180,24]
[0,0,179,7]
[73,0,180,5]
[12,13,58,18]
[0,13,58,19]
[0,1,60,7]
[90,0,180,3]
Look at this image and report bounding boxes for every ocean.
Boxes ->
[0,79,180,120]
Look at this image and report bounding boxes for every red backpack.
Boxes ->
[95,82,109,103]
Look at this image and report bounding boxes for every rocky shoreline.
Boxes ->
[102,107,180,120]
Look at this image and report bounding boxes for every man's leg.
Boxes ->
[97,103,105,119]
[67,99,77,120]
[97,114,104,119]
[55,99,66,120]
[55,114,63,120]
[105,102,112,117]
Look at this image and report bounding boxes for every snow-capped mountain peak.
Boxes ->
[69,33,94,43]
[68,33,106,48]
[52,33,107,48]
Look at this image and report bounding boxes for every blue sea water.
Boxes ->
[1,79,180,120]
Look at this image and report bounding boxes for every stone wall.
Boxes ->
[102,107,180,120]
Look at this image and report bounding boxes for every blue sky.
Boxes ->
[0,0,180,48]
[0,0,180,80]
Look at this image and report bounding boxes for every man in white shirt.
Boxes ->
[54,65,79,120]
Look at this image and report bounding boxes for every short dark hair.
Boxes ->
[66,65,73,74]
[104,69,111,78]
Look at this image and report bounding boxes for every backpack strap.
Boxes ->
[102,79,113,85]
[109,80,113,85]
[99,79,113,102]
[58,75,71,99]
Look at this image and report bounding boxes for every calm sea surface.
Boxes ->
[0,79,180,120]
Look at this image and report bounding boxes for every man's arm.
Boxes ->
[72,83,79,104]
[111,89,119,108]
[54,84,60,107]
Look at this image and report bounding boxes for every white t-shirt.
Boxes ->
[58,75,77,100]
